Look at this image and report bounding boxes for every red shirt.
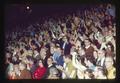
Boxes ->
[33,66,46,79]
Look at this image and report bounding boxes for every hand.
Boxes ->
[71,52,77,56]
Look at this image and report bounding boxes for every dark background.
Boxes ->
[4,4,98,33]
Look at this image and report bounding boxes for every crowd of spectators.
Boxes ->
[5,4,116,79]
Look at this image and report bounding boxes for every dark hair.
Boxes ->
[64,55,72,60]
[106,42,114,52]
[20,49,24,55]
[37,59,45,66]
[80,56,86,66]
[84,38,92,43]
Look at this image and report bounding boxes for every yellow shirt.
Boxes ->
[66,61,77,79]
[107,66,116,79]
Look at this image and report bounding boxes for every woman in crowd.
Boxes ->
[33,59,46,79]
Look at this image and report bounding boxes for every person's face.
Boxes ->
[14,65,20,73]
[107,45,112,51]
[63,56,69,63]
[84,71,91,79]
[6,53,11,58]
[57,48,61,53]
[34,50,38,54]
[108,30,113,36]
[97,69,104,77]
[84,40,90,46]
[93,51,98,59]
[47,58,53,66]
[9,70,15,76]
[98,50,105,58]
[105,58,113,69]
[50,46,55,54]
[19,63,24,70]
[75,40,81,49]
[40,48,46,57]
[79,49,85,56]
[63,37,67,42]
[39,60,43,67]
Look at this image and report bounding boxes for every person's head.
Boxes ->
[84,69,94,79]
[63,55,72,63]
[106,42,114,52]
[107,4,112,9]
[47,56,53,66]
[6,52,11,58]
[108,29,113,36]
[49,67,59,79]
[50,42,55,54]
[40,48,46,59]
[12,56,17,62]
[84,39,91,47]
[63,36,68,42]
[38,59,44,67]
[93,50,98,59]
[98,50,105,58]
[14,64,20,75]
[105,57,114,69]
[97,67,106,77]
[78,48,85,56]
[94,66,106,78]
[75,39,81,50]
[19,62,26,71]
[50,42,55,47]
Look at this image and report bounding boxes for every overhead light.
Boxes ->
[27,6,30,10]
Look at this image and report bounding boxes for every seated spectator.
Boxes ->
[93,50,98,62]
[56,55,77,79]
[62,36,72,56]
[96,49,106,67]
[33,59,46,79]
[26,57,37,76]
[13,64,21,79]
[44,56,57,78]
[6,63,14,79]
[18,62,32,79]
[52,45,64,66]
[104,56,116,79]
[47,67,60,79]
[106,42,114,57]
[71,52,87,79]
[84,39,94,60]
[94,66,107,79]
